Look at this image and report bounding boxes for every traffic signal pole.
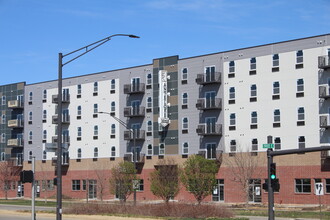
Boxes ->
[267,149,275,220]
[266,145,330,220]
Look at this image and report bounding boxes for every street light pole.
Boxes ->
[56,34,139,220]
[98,111,137,205]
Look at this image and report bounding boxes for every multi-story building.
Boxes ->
[2,34,330,204]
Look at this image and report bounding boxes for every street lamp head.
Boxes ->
[129,35,140,38]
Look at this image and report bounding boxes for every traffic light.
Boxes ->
[270,163,276,180]
[20,170,34,183]
[53,177,58,186]
[271,179,280,192]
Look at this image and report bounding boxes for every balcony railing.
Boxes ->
[123,83,145,94]
[196,124,222,136]
[318,55,330,69]
[52,93,70,103]
[320,115,330,128]
[8,100,23,109]
[52,114,70,124]
[195,72,221,85]
[124,106,145,117]
[319,85,330,99]
[196,98,222,110]
[124,153,145,163]
[124,130,145,140]
[52,135,70,144]
[9,156,23,167]
[51,155,70,166]
[8,119,23,128]
[7,138,23,147]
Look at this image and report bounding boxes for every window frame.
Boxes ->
[295,178,311,193]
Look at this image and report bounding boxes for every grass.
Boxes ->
[0,199,57,207]
[235,209,330,219]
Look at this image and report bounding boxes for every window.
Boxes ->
[77,106,82,119]
[159,143,165,156]
[295,179,311,193]
[230,140,236,152]
[0,152,5,161]
[182,93,188,107]
[326,179,330,193]
[206,143,216,159]
[298,107,305,121]
[28,151,32,161]
[1,96,5,105]
[42,150,47,160]
[182,117,188,130]
[28,131,33,143]
[43,130,47,141]
[1,115,5,124]
[250,57,256,70]
[111,79,116,91]
[77,127,82,140]
[111,146,116,157]
[147,97,152,109]
[147,121,152,132]
[274,137,281,150]
[94,147,98,158]
[93,125,98,139]
[147,144,153,156]
[0,133,5,143]
[274,109,280,121]
[296,50,303,63]
[229,61,235,73]
[182,68,188,81]
[111,124,116,137]
[28,112,33,123]
[42,110,47,122]
[273,54,279,66]
[297,79,304,97]
[111,102,115,113]
[298,136,305,149]
[273,81,280,94]
[212,179,225,202]
[252,138,258,151]
[251,111,257,128]
[229,87,235,104]
[93,82,98,94]
[230,113,236,126]
[77,84,82,97]
[135,179,144,191]
[77,148,82,159]
[250,84,257,97]
[29,92,33,103]
[146,73,152,86]
[93,104,98,117]
[43,90,47,101]
[183,142,189,154]
[72,180,81,191]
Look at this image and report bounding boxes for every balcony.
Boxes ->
[51,155,70,166]
[319,85,330,99]
[123,83,145,94]
[7,138,23,147]
[124,153,145,163]
[196,124,222,136]
[320,115,330,129]
[52,114,70,124]
[196,98,222,110]
[195,72,221,85]
[318,55,330,69]
[124,107,145,117]
[8,119,23,128]
[8,100,23,109]
[52,93,70,104]
[9,156,23,167]
[124,130,145,141]
[52,135,70,144]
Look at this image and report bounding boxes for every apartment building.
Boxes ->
[1,34,330,204]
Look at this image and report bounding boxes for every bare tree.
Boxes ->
[0,161,20,200]
[150,158,180,203]
[37,163,51,204]
[94,166,109,202]
[225,146,263,204]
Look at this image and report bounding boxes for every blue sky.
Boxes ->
[0,0,329,85]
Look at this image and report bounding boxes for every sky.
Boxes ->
[0,0,330,85]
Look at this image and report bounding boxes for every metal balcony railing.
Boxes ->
[52,135,70,144]
[8,119,23,128]
[124,130,145,140]
[52,114,70,124]
[196,98,222,110]
[196,124,222,136]
[52,93,70,103]
[319,55,330,69]
[123,83,145,94]
[124,106,145,117]
[8,100,23,109]
[319,85,330,99]
[7,138,23,147]
[320,115,330,128]
[195,72,221,85]
[124,153,145,163]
